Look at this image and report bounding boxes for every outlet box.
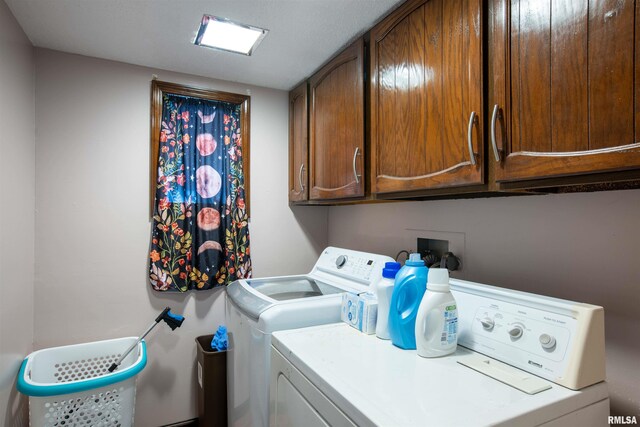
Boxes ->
[417,238,449,261]
[400,229,465,273]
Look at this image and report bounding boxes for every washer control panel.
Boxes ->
[325,253,377,281]
[313,247,394,291]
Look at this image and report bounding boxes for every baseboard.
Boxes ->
[161,419,198,427]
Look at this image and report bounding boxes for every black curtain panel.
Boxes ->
[149,94,251,292]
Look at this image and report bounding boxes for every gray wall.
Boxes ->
[0,2,35,426]
[33,49,327,426]
[328,189,640,415]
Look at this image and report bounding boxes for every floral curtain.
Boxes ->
[149,94,251,292]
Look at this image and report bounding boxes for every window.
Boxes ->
[150,80,250,216]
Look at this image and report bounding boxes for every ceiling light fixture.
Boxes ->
[193,15,268,56]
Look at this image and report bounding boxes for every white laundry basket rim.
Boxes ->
[17,337,147,398]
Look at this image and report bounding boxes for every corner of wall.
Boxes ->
[0,2,36,426]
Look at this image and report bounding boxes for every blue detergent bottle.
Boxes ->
[388,253,428,349]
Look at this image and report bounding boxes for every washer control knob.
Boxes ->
[336,255,348,268]
[539,334,556,350]
[480,318,495,331]
[508,325,524,339]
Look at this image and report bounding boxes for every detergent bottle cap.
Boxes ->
[382,262,401,279]
[405,253,425,267]
[427,268,450,292]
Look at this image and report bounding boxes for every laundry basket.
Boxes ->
[17,336,147,427]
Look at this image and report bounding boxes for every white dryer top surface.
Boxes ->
[272,323,609,427]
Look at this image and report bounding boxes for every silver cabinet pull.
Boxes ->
[467,111,478,166]
[490,104,501,162]
[298,163,305,193]
[352,147,362,184]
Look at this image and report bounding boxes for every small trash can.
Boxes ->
[196,335,227,427]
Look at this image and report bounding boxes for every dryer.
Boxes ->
[226,247,394,427]
[270,279,609,426]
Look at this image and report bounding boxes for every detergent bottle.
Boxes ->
[375,261,401,340]
[415,268,458,358]
[388,253,428,349]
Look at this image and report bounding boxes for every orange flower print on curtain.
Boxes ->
[149,94,251,292]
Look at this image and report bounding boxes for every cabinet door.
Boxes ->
[370,0,483,195]
[309,39,365,200]
[289,82,308,202]
[490,0,640,182]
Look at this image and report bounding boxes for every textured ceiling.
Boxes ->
[4,0,404,90]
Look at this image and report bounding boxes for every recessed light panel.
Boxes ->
[194,15,268,56]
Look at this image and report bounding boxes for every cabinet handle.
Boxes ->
[298,164,305,193]
[467,111,478,166]
[352,147,362,184]
[490,104,501,162]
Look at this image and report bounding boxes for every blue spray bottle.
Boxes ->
[388,253,428,349]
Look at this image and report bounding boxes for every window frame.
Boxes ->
[150,80,251,217]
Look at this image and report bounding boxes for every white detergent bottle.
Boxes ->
[415,268,458,358]
[375,261,401,339]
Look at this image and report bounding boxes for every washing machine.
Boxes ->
[270,279,609,426]
[226,247,394,427]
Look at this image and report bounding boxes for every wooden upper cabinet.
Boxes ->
[370,0,484,195]
[289,82,308,202]
[309,39,365,200]
[490,0,640,182]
